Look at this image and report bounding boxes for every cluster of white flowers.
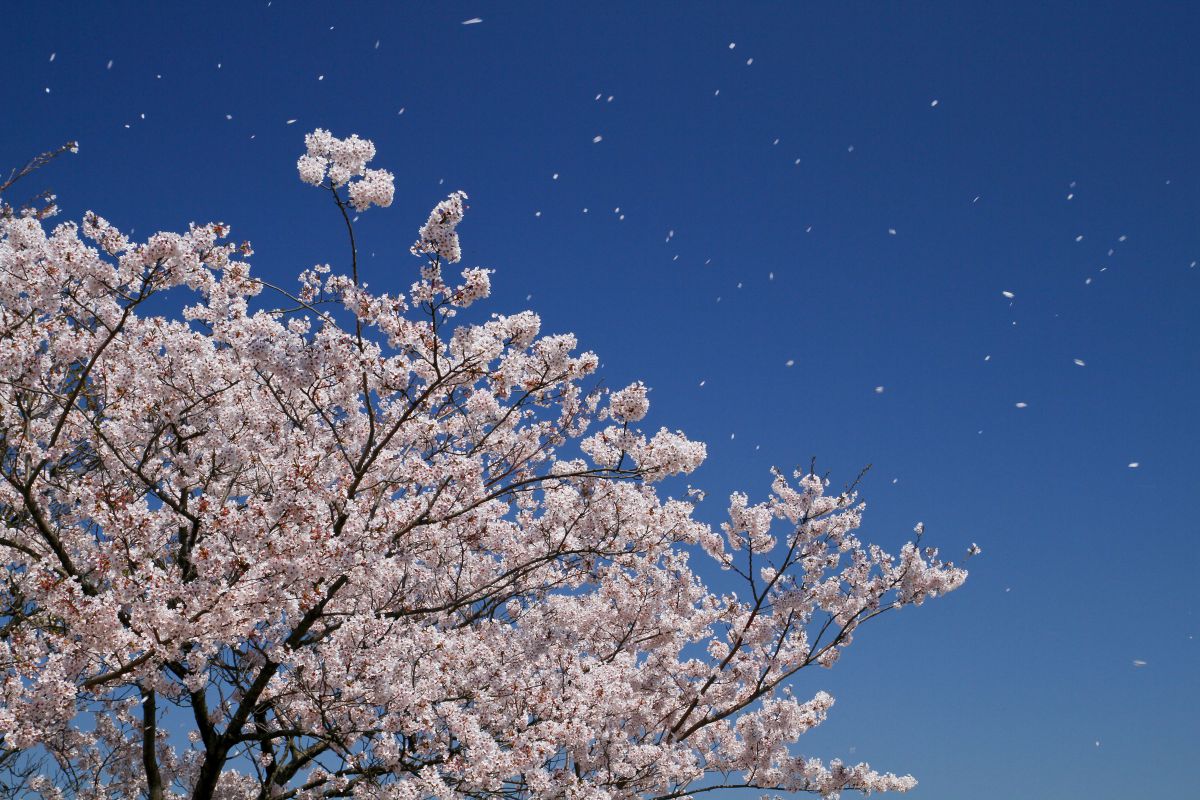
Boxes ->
[296,128,394,211]
[609,381,650,423]
[634,427,708,478]
[412,190,468,263]
[452,266,492,307]
[346,166,395,211]
[81,211,129,255]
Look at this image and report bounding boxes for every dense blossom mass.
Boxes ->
[411,190,468,264]
[0,132,967,800]
[297,128,395,211]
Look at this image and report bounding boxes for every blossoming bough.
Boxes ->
[0,131,968,799]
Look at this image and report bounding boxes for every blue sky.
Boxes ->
[3,2,1198,797]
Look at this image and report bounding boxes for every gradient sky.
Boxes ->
[3,2,1198,797]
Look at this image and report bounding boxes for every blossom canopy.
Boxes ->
[0,131,968,800]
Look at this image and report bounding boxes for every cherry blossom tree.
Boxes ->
[0,130,970,800]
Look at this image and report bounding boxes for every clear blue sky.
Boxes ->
[3,2,1198,797]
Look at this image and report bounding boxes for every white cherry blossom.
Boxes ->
[0,133,968,800]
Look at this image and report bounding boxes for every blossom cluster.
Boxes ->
[411,189,468,263]
[609,380,650,423]
[296,128,395,211]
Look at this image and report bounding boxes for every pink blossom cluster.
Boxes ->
[297,128,395,211]
[0,131,969,800]
[608,380,650,423]
[411,189,468,263]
